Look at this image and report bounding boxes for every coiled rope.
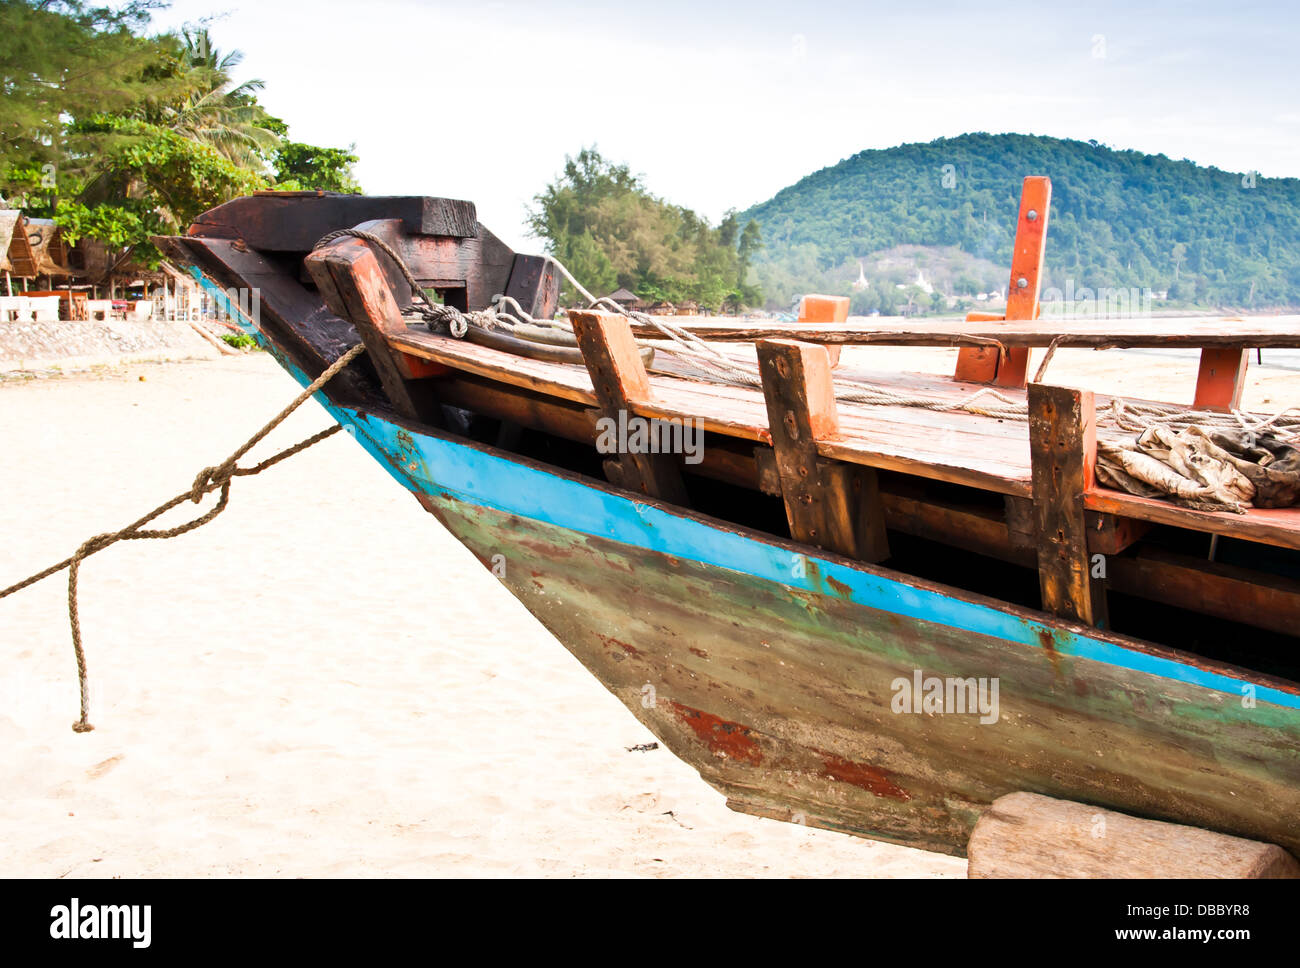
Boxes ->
[0,342,366,733]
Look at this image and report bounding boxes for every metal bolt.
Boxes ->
[1026,209,1038,221]
[1017,277,1028,289]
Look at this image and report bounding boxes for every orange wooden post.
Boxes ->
[954,176,1051,387]
[797,294,850,367]
[1193,348,1249,410]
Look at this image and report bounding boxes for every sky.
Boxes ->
[152,0,1300,252]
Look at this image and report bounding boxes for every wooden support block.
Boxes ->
[304,237,444,426]
[821,460,891,562]
[757,339,888,561]
[189,194,478,251]
[1003,495,1037,553]
[570,309,689,505]
[1028,382,1108,626]
[797,294,850,367]
[955,176,1050,388]
[1084,510,1150,555]
[1108,547,1300,639]
[969,792,1300,878]
[1193,347,1249,410]
[504,254,559,321]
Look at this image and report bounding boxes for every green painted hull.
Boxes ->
[419,492,1300,857]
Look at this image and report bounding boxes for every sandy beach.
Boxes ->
[4,344,1296,878]
[1,352,969,878]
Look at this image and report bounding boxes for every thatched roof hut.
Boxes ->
[4,217,72,278]
[0,211,20,273]
[606,287,644,311]
[25,218,72,277]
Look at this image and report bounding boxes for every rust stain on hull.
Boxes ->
[417,491,1300,858]
[668,702,763,765]
[818,752,911,801]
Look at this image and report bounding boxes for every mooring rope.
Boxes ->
[0,342,367,733]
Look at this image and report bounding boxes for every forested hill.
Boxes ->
[740,133,1300,311]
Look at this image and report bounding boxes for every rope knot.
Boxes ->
[190,462,233,503]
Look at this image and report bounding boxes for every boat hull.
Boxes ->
[330,399,1300,857]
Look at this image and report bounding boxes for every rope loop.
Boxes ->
[0,341,367,733]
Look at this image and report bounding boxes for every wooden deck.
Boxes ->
[389,328,1300,552]
[627,315,1300,348]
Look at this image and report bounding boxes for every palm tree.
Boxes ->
[162,29,279,169]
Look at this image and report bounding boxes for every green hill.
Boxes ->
[740,133,1300,313]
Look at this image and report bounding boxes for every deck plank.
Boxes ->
[388,328,1300,543]
[627,315,1300,348]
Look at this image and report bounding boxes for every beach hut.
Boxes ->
[605,287,644,312]
[647,300,675,315]
[4,213,37,282]
[0,210,20,295]
[25,218,72,283]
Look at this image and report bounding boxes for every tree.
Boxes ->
[157,27,280,168]
[1,4,364,268]
[0,0,171,206]
[270,138,361,193]
[529,147,762,311]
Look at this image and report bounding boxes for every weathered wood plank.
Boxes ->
[305,237,444,426]
[969,792,1300,878]
[1029,382,1107,625]
[570,309,689,504]
[1107,547,1300,639]
[152,234,379,406]
[625,315,1300,348]
[1084,488,1300,552]
[757,339,841,547]
[503,254,560,321]
[427,490,1300,858]
[757,339,888,560]
[188,194,479,250]
[821,460,891,562]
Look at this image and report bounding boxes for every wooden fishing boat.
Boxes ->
[156,179,1300,859]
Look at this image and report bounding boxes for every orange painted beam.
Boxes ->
[798,294,850,366]
[955,176,1051,387]
[1193,347,1249,410]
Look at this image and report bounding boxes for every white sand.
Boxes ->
[0,354,967,878]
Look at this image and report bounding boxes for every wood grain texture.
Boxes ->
[969,792,1300,878]
[1193,347,1250,410]
[418,492,1300,858]
[1029,383,1107,626]
[305,237,443,426]
[391,329,1038,495]
[955,176,1050,386]
[626,315,1300,347]
[758,340,853,552]
[187,193,478,249]
[570,309,688,504]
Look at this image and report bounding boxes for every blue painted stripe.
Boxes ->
[184,266,1300,712]
[343,404,1300,712]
